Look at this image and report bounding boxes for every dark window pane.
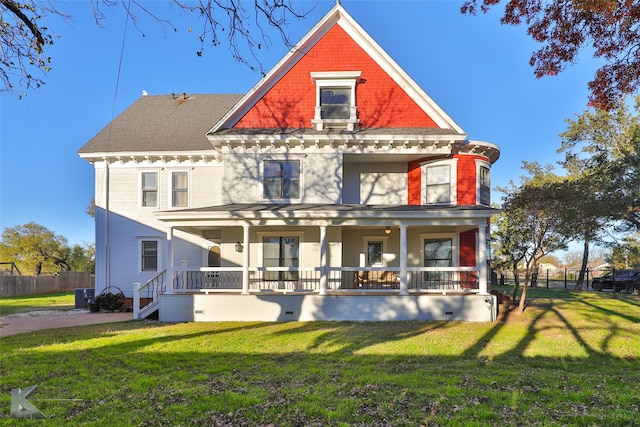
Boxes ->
[320,88,350,119]
[367,241,383,265]
[141,241,158,272]
[263,160,300,199]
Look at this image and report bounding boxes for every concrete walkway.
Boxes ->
[0,310,133,338]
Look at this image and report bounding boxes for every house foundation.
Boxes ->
[158,293,497,322]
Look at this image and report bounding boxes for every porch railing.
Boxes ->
[133,269,166,319]
[173,267,243,291]
[167,266,480,293]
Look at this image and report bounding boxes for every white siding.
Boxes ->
[92,160,223,296]
[159,294,498,322]
[221,152,342,204]
[303,153,342,203]
[343,162,407,204]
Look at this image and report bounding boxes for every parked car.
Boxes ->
[591,271,640,292]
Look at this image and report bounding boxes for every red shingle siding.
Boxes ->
[455,154,489,205]
[407,159,422,205]
[234,25,439,129]
[455,155,477,205]
[459,229,477,267]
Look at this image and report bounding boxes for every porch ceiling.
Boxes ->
[154,203,499,230]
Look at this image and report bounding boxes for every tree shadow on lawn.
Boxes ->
[1,301,640,426]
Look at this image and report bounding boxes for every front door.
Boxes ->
[263,236,299,281]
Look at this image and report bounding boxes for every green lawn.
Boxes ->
[1,293,639,426]
[0,292,75,317]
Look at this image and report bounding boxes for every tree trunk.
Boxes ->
[573,239,590,291]
[511,262,520,300]
[518,267,532,313]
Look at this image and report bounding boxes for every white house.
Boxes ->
[78,4,501,322]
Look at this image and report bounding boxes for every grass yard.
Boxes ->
[0,292,75,317]
[0,293,639,426]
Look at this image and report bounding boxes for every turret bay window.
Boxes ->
[478,165,490,205]
[425,164,451,204]
[263,160,300,200]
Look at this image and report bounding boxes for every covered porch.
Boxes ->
[135,204,497,322]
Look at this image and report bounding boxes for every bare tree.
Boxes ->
[0,0,310,97]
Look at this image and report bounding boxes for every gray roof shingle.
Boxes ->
[78,94,243,154]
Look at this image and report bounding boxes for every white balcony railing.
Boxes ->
[168,266,480,294]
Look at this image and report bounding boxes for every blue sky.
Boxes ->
[0,0,600,246]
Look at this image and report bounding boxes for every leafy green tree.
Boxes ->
[495,162,573,312]
[552,173,611,290]
[1,222,78,275]
[608,234,640,270]
[67,243,96,274]
[559,96,640,230]
[462,0,640,110]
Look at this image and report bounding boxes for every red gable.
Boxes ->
[234,24,439,129]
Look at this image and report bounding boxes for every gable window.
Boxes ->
[311,71,361,130]
[171,171,188,207]
[263,160,300,199]
[478,165,490,205]
[141,171,158,208]
[141,240,158,272]
[320,88,350,119]
[426,164,451,204]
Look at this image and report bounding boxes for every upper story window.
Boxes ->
[311,71,361,131]
[263,160,300,200]
[141,171,158,208]
[478,165,490,206]
[421,159,457,205]
[426,164,451,204]
[320,88,350,119]
[171,171,188,207]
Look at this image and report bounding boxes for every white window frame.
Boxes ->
[360,235,390,267]
[260,156,303,202]
[139,170,160,209]
[310,71,361,131]
[419,233,459,268]
[169,170,190,208]
[420,159,457,205]
[256,231,305,280]
[476,160,491,206]
[138,238,162,273]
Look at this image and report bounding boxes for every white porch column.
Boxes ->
[319,225,328,295]
[166,226,174,293]
[133,282,141,320]
[478,224,488,295]
[399,224,408,296]
[241,224,250,295]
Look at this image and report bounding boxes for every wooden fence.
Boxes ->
[0,272,93,297]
